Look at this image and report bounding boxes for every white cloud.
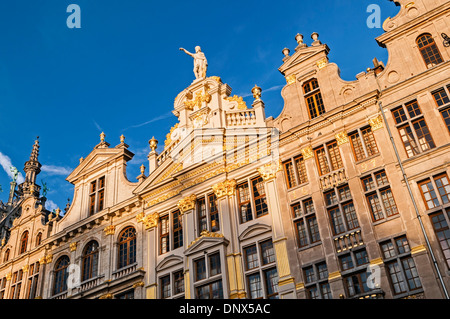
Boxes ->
[45,199,58,211]
[124,111,173,130]
[0,152,25,184]
[240,84,284,98]
[41,165,72,176]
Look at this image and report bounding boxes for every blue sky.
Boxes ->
[0,0,400,211]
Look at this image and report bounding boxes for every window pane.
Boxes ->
[283,161,297,188]
[315,147,330,176]
[350,132,366,161]
[361,127,379,157]
[209,253,221,276]
[295,156,308,184]
[433,89,450,107]
[387,261,407,294]
[247,273,263,299]
[413,119,435,152]
[435,174,450,205]
[244,245,259,270]
[327,141,343,171]
[398,124,419,157]
[260,240,275,265]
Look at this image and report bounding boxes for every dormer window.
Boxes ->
[417,33,443,69]
[303,79,325,120]
[89,176,105,216]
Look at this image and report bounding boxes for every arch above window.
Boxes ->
[82,241,99,282]
[117,227,137,269]
[53,256,70,295]
[416,33,443,68]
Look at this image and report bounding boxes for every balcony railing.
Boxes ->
[319,168,347,190]
[78,275,104,293]
[225,110,256,127]
[111,263,138,281]
[334,229,364,253]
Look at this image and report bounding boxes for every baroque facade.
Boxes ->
[0,0,450,299]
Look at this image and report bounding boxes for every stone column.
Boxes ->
[212,179,246,299]
[136,211,159,299]
[257,161,296,299]
[177,195,197,299]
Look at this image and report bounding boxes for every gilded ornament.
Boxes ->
[368,115,383,131]
[286,74,296,85]
[316,57,328,69]
[149,136,158,152]
[251,85,262,100]
[184,91,211,111]
[164,123,179,148]
[225,95,247,110]
[301,146,314,160]
[212,179,237,199]
[69,242,78,252]
[188,230,224,248]
[257,160,282,181]
[209,76,222,83]
[177,195,197,213]
[104,225,116,236]
[138,212,159,230]
[335,131,349,146]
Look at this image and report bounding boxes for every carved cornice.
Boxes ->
[177,194,197,213]
[212,179,237,199]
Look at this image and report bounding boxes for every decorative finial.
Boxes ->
[295,33,304,45]
[79,157,84,163]
[100,132,105,143]
[120,134,125,143]
[282,47,290,57]
[251,85,262,100]
[55,208,61,217]
[140,164,146,175]
[149,137,158,152]
[311,32,321,46]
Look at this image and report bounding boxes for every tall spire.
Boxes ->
[24,136,41,184]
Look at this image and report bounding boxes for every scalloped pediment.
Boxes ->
[239,223,272,241]
[156,254,183,271]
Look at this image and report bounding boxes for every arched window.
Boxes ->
[417,33,443,68]
[82,241,99,282]
[53,256,70,295]
[20,231,29,254]
[36,233,42,247]
[3,249,10,263]
[303,79,325,120]
[118,227,136,269]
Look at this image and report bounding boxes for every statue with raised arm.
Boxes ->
[179,46,208,80]
[10,166,19,183]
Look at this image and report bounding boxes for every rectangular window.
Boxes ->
[392,101,435,158]
[159,215,169,255]
[88,176,105,216]
[433,86,450,134]
[315,141,343,176]
[380,236,422,296]
[303,262,331,299]
[349,127,379,161]
[252,177,268,218]
[418,173,450,210]
[292,199,320,248]
[173,270,185,296]
[362,170,398,222]
[237,182,252,223]
[172,210,183,250]
[430,210,450,268]
[304,79,325,120]
[197,197,207,233]
[208,193,220,232]
[26,262,40,299]
[243,239,279,299]
[195,280,223,299]
[160,275,171,299]
[194,258,207,282]
[325,184,359,236]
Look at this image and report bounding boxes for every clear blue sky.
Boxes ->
[0,0,399,211]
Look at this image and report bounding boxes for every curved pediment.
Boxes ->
[156,254,183,271]
[239,223,272,241]
[184,231,228,256]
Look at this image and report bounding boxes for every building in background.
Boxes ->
[0,0,449,299]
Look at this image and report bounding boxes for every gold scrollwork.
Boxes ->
[177,194,197,213]
[212,179,237,199]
